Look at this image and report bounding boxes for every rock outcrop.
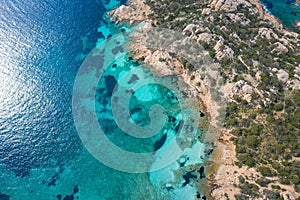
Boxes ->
[109,0,152,25]
[210,0,251,12]
[258,27,279,40]
[276,69,289,83]
[229,80,254,102]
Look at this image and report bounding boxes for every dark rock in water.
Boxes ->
[261,0,273,9]
[154,134,167,151]
[204,142,215,156]
[112,64,117,68]
[99,119,117,134]
[196,192,201,198]
[111,46,124,55]
[63,194,74,200]
[119,0,127,4]
[97,88,105,94]
[199,111,205,117]
[107,34,112,40]
[205,148,213,156]
[47,166,64,186]
[130,107,142,114]
[132,60,140,66]
[43,165,64,187]
[129,105,150,126]
[125,89,134,94]
[167,91,179,103]
[179,157,188,167]
[202,196,206,200]
[0,193,10,200]
[96,31,105,39]
[174,120,184,133]
[47,178,56,186]
[102,99,108,106]
[57,194,62,200]
[85,55,104,72]
[73,185,79,194]
[127,56,133,61]
[182,171,197,187]
[168,115,176,123]
[127,74,139,84]
[198,166,205,179]
[47,173,59,186]
[165,185,174,191]
[104,75,117,97]
[121,28,126,32]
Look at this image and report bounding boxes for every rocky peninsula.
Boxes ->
[109,0,300,199]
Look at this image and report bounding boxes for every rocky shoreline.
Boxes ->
[109,0,300,199]
[109,1,222,198]
[253,0,300,32]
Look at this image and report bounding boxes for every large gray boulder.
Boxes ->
[276,69,289,82]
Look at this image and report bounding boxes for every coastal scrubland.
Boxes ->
[146,0,300,198]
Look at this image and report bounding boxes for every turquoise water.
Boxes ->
[72,31,208,198]
[0,0,207,199]
[260,0,300,32]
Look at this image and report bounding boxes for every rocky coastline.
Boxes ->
[109,0,300,199]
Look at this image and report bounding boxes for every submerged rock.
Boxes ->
[111,46,124,55]
[127,74,139,84]
[154,134,167,151]
[0,193,10,200]
[63,194,74,200]
[168,115,176,123]
[198,166,205,179]
[199,111,205,117]
[57,194,62,200]
[104,75,117,97]
[73,185,79,194]
[182,171,197,187]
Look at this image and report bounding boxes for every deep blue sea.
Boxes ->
[260,0,300,32]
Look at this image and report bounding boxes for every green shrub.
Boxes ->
[256,178,271,187]
[258,166,273,177]
[274,103,284,111]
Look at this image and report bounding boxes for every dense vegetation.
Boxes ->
[145,0,300,198]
